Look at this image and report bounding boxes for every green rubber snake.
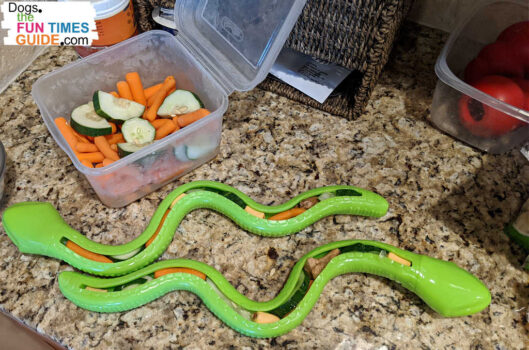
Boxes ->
[1,182,491,337]
[57,240,491,338]
[2,181,389,276]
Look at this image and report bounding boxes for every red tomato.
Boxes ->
[459,76,525,137]
[497,21,529,74]
[477,41,525,78]
[464,57,491,85]
[513,78,529,93]
[497,21,529,42]
[512,78,529,111]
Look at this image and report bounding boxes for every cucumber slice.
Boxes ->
[110,247,143,260]
[339,243,384,254]
[93,91,145,123]
[117,142,151,158]
[318,192,335,201]
[269,271,311,318]
[173,144,189,162]
[157,90,204,116]
[185,143,217,160]
[224,192,246,209]
[70,103,113,136]
[122,118,155,145]
[335,189,361,197]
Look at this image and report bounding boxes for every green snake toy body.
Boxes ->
[2,181,491,338]
[57,240,491,338]
[3,181,388,276]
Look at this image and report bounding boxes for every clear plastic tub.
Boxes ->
[33,31,227,207]
[32,0,307,207]
[431,0,529,154]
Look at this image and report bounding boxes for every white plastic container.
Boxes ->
[32,0,307,207]
[431,0,529,154]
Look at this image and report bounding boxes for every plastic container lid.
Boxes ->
[152,7,177,30]
[173,0,307,94]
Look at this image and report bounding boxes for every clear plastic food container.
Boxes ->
[431,0,529,154]
[32,0,306,207]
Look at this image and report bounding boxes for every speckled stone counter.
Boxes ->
[0,23,528,349]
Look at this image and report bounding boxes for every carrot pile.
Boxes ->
[54,71,212,168]
[55,117,124,168]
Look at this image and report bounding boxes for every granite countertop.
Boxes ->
[0,23,528,349]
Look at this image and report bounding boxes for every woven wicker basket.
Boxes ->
[133,0,413,119]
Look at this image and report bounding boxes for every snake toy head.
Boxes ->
[404,253,492,317]
[2,202,67,257]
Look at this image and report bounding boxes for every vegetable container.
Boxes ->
[32,0,306,207]
[431,0,529,153]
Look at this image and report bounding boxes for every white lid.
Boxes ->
[173,0,307,94]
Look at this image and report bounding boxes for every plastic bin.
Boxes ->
[32,0,306,207]
[431,0,529,154]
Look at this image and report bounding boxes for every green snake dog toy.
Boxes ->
[3,181,388,276]
[2,181,491,338]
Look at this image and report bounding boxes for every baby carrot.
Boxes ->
[144,76,175,121]
[177,108,210,128]
[109,122,117,134]
[245,206,265,219]
[387,252,411,266]
[117,81,133,100]
[72,129,90,143]
[94,136,119,161]
[105,133,125,144]
[171,117,180,134]
[165,75,176,88]
[95,163,104,168]
[154,268,206,280]
[146,76,175,107]
[155,119,177,140]
[268,208,306,221]
[151,119,168,129]
[78,152,104,163]
[110,144,118,152]
[76,142,99,153]
[102,158,114,167]
[144,83,162,99]
[145,210,170,247]
[109,91,119,98]
[54,117,78,152]
[126,72,147,105]
[80,159,94,168]
[147,94,156,107]
[74,135,89,144]
[65,240,112,263]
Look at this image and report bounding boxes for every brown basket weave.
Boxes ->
[133,0,413,119]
